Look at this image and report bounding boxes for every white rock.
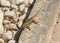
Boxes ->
[9,0,15,4]
[0,9,4,35]
[3,20,11,24]
[8,40,15,43]
[23,0,29,7]
[18,20,23,28]
[4,24,10,29]
[13,16,19,22]
[19,14,26,20]
[10,4,18,10]
[0,39,4,43]
[19,4,25,12]
[24,7,28,13]
[18,39,23,43]
[29,0,34,4]
[2,31,12,41]
[5,10,16,17]
[9,23,18,30]
[0,9,4,25]
[0,25,4,35]
[15,0,24,4]
[2,7,9,11]
[1,0,10,6]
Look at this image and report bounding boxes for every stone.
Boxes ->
[23,0,30,7]
[1,0,10,7]
[0,39,4,43]
[0,25,4,35]
[19,14,26,20]
[15,0,24,4]
[8,40,15,43]
[3,20,11,24]
[2,7,9,12]
[0,9,4,35]
[4,24,10,29]
[10,4,18,10]
[24,7,28,13]
[29,0,34,4]
[5,10,16,17]
[0,9,4,24]
[9,23,18,30]
[2,31,12,41]
[17,20,23,28]
[19,4,25,12]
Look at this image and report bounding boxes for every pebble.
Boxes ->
[2,7,9,12]
[1,0,10,7]
[19,4,25,12]
[2,31,12,41]
[0,0,34,42]
[4,24,10,29]
[23,0,30,7]
[15,0,24,4]
[0,9,4,35]
[13,16,19,22]
[8,0,16,4]
[0,25,4,35]
[29,0,34,4]
[19,14,26,20]
[5,10,16,17]
[10,4,18,10]
[24,7,28,13]
[9,23,18,30]
[3,20,11,24]
[0,39,4,43]
[0,9,4,24]
[17,20,23,28]
[8,40,15,43]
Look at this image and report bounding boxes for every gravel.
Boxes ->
[0,0,34,43]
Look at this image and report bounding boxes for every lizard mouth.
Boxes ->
[0,0,35,43]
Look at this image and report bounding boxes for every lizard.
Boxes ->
[14,0,36,43]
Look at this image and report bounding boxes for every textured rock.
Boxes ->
[1,0,10,6]
[0,39,4,43]
[8,40,15,43]
[19,4,25,12]
[2,31,12,41]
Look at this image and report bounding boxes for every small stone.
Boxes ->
[2,7,9,12]
[10,4,18,10]
[19,14,26,20]
[19,4,25,12]
[9,23,18,30]
[9,0,15,4]
[4,24,10,30]
[1,0,10,7]
[0,25,4,35]
[18,39,23,43]
[24,7,28,13]
[15,0,24,4]
[3,20,11,24]
[0,9,4,24]
[2,31,12,41]
[5,10,16,17]
[18,20,23,28]
[29,0,34,4]
[0,39,4,43]
[13,16,19,22]
[12,31,17,38]
[8,40,15,43]
[23,0,30,7]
